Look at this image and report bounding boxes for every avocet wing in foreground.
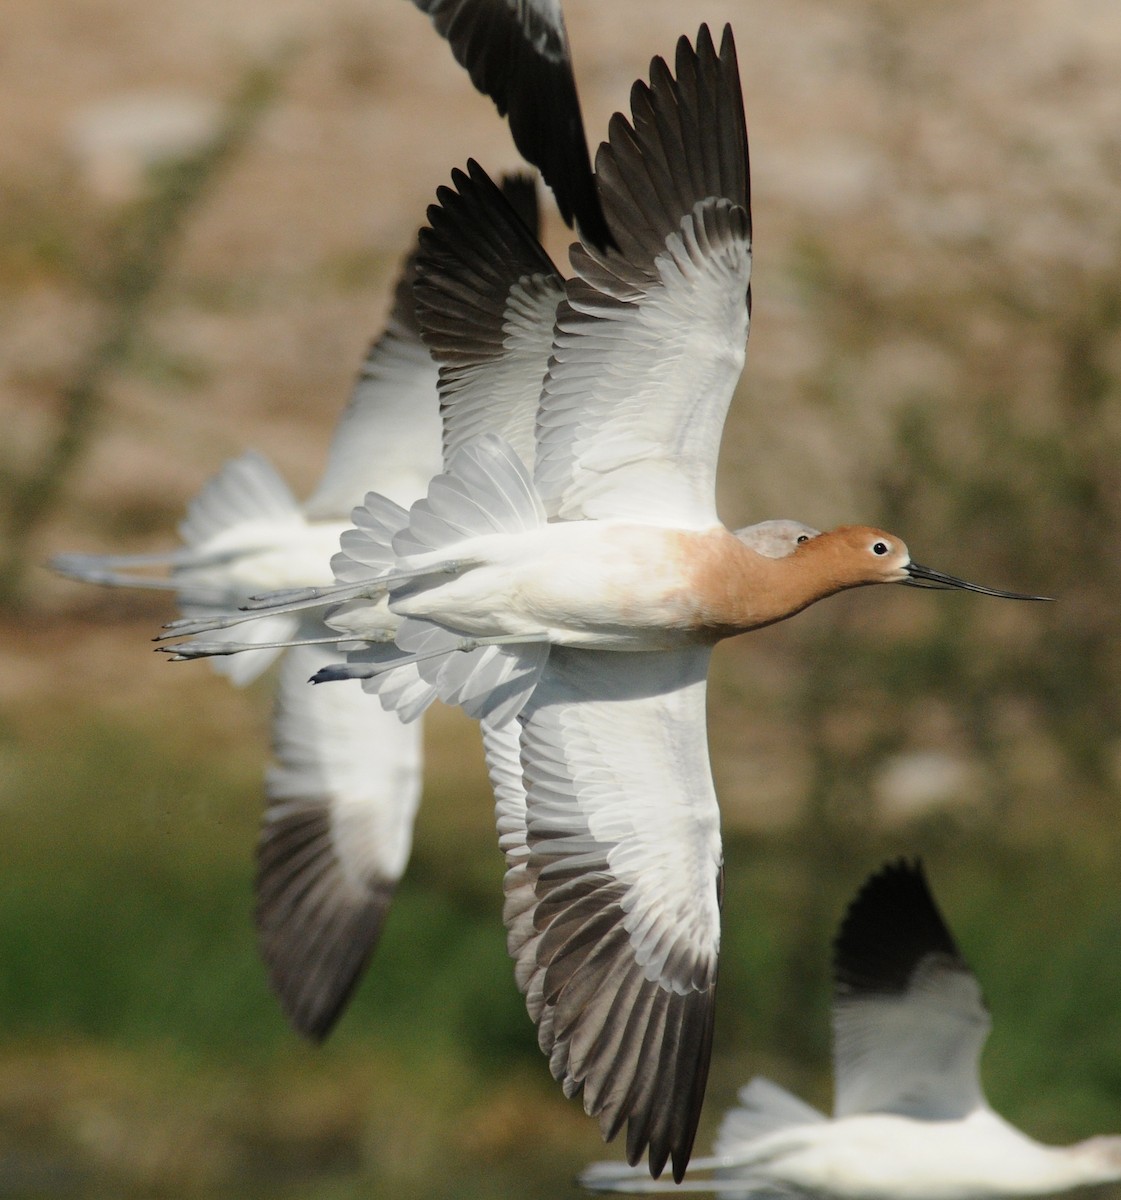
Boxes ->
[581,860,1121,1199]
[411,0,614,250]
[160,24,1045,1177]
[513,647,721,1179]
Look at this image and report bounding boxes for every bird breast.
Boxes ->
[391,522,785,648]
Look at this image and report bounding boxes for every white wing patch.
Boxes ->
[535,200,750,527]
[832,956,991,1121]
[305,323,443,519]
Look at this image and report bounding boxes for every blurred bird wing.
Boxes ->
[177,450,304,550]
[512,645,722,1181]
[416,161,564,472]
[410,0,613,250]
[256,643,423,1039]
[535,26,751,529]
[831,860,992,1120]
[714,1076,828,1155]
[304,250,443,518]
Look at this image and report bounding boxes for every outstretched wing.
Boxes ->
[304,245,443,518]
[831,858,992,1120]
[411,0,613,250]
[535,25,752,528]
[512,645,722,1182]
[416,162,564,471]
[256,644,423,1039]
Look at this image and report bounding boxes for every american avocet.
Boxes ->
[581,859,1121,1199]
[410,0,614,250]
[158,25,1047,1179]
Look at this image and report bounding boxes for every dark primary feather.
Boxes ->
[516,795,720,1185]
[511,646,721,1183]
[411,0,615,250]
[495,169,539,233]
[415,161,564,466]
[576,24,749,293]
[255,804,394,1040]
[415,163,554,368]
[833,858,968,998]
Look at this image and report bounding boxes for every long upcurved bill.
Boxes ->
[904,562,1053,601]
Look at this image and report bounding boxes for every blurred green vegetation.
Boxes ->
[3,5,1121,1198]
[3,675,1121,1197]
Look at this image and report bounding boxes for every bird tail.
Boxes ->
[713,1076,827,1153]
[175,452,309,684]
[327,435,550,726]
[177,450,304,550]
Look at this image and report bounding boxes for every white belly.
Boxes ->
[390,521,707,650]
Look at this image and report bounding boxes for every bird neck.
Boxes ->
[687,527,875,637]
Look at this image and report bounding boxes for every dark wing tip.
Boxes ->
[384,241,423,342]
[415,156,559,362]
[497,170,540,235]
[526,875,718,1181]
[255,805,394,1040]
[833,858,967,999]
[586,22,749,283]
[412,0,615,250]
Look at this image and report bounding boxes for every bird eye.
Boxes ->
[796,534,809,545]
[872,541,889,556]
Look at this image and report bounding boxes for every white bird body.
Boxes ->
[380,509,1003,653]
[704,1107,1120,1200]
[175,516,347,600]
[388,520,727,650]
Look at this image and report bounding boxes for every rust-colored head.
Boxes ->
[801,525,912,587]
[800,524,1051,599]
[693,521,1049,639]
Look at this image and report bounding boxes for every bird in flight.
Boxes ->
[158,23,1047,1181]
[581,858,1121,1199]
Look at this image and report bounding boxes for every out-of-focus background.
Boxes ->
[2,0,1120,1196]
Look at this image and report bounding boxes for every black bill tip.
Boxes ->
[904,561,1054,601]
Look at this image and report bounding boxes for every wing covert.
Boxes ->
[304,247,443,518]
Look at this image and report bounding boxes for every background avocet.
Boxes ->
[582,859,1121,1199]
